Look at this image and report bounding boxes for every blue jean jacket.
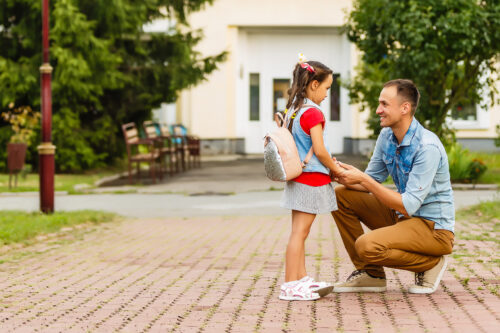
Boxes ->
[365,118,455,232]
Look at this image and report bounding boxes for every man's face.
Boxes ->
[376,86,405,128]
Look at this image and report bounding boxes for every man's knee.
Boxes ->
[334,185,349,202]
[334,185,358,212]
[355,235,385,263]
[435,230,454,255]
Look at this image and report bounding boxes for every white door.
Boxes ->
[238,28,352,154]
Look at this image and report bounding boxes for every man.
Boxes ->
[332,79,454,294]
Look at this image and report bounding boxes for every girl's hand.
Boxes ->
[329,157,346,180]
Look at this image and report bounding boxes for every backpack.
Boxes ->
[264,107,313,182]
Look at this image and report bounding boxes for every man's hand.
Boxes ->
[335,162,367,186]
[329,157,348,179]
[335,162,409,216]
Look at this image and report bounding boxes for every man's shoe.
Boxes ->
[333,270,386,292]
[408,256,448,294]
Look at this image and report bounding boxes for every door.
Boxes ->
[240,28,351,154]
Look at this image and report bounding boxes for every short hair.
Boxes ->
[383,79,420,115]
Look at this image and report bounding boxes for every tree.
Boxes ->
[0,0,225,172]
[344,0,500,143]
[496,125,500,147]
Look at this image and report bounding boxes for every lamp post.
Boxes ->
[38,0,55,213]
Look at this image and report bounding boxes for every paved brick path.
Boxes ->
[0,215,498,332]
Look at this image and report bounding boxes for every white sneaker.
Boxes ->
[299,276,333,297]
[279,281,320,301]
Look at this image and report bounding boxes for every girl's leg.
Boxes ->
[285,210,316,282]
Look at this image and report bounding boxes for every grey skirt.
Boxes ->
[281,181,338,215]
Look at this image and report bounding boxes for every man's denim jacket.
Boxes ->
[365,118,455,232]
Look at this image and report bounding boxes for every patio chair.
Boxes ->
[172,124,201,168]
[143,120,177,175]
[162,124,189,171]
[121,122,161,184]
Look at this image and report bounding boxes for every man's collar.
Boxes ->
[391,117,419,147]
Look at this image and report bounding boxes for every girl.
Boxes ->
[279,58,344,301]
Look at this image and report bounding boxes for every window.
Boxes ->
[249,73,260,121]
[330,74,341,121]
[451,102,477,121]
[273,79,290,119]
[447,70,490,129]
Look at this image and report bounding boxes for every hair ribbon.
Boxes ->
[300,62,315,73]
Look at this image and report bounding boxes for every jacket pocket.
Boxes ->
[383,154,394,174]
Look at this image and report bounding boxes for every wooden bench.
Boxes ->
[122,122,161,184]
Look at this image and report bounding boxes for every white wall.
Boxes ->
[180,0,353,140]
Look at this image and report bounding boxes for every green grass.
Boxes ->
[470,152,500,185]
[455,199,500,244]
[456,199,500,225]
[0,210,119,246]
[0,171,116,194]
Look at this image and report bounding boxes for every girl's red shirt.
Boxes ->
[292,108,331,186]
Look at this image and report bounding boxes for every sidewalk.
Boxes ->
[0,214,498,332]
[0,155,498,332]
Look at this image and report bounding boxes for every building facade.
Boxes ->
[171,0,500,155]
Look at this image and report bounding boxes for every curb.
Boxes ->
[384,184,499,190]
[0,191,68,197]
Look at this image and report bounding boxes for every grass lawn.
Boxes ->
[0,210,119,246]
[470,152,500,185]
[0,171,117,194]
[455,199,500,243]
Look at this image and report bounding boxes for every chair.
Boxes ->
[122,122,161,184]
[166,124,189,171]
[172,124,201,168]
[143,120,177,175]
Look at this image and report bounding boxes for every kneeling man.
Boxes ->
[333,79,454,294]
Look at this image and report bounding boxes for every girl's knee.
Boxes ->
[290,228,310,241]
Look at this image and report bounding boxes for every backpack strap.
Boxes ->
[274,112,285,127]
[298,104,318,167]
[302,147,314,168]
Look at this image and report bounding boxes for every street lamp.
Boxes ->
[38,0,55,213]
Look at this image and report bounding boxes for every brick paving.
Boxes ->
[0,214,499,332]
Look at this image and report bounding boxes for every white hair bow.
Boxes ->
[298,53,307,64]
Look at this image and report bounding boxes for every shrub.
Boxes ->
[447,143,488,183]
